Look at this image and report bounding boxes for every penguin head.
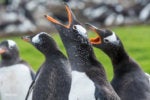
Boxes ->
[0,40,19,62]
[86,24,123,54]
[22,32,59,55]
[45,4,89,45]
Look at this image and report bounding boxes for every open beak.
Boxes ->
[0,48,6,54]
[86,23,102,45]
[21,36,31,42]
[45,4,73,29]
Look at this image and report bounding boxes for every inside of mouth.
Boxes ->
[90,36,101,44]
[88,27,102,44]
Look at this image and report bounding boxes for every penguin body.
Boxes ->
[87,24,150,100]
[45,4,120,100]
[69,71,95,100]
[0,64,33,100]
[0,40,34,100]
[22,32,71,100]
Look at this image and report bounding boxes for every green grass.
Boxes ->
[0,25,150,80]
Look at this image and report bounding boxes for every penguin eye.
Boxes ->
[104,38,109,43]
[9,46,13,49]
[73,25,77,30]
[73,25,87,37]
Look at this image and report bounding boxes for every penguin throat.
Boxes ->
[66,44,97,72]
[108,48,129,65]
[1,54,20,66]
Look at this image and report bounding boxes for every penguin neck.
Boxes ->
[110,47,129,64]
[67,43,93,71]
[63,40,105,73]
[106,47,135,76]
[44,49,66,62]
[58,32,106,73]
[0,54,21,67]
[40,46,60,58]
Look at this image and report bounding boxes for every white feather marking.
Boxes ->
[7,40,16,49]
[73,25,87,37]
[32,34,41,43]
[69,71,96,100]
[32,32,47,43]
[104,32,117,42]
[0,64,33,100]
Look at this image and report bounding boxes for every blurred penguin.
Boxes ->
[0,40,35,100]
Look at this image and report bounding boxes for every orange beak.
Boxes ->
[0,48,6,54]
[45,4,72,29]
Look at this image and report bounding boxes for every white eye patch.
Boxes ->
[32,34,41,43]
[7,40,16,49]
[32,32,47,43]
[104,32,118,43]
[73,25,87,37]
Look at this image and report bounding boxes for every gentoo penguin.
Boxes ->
[45,4,120,100]
[22,32,71,100]
[86,24,150,100]
[0,40,35,100]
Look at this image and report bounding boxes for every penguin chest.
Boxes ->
[0,64,32,100]
[69,71,96,100]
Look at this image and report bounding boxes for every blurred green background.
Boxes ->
[0,25,150,80]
